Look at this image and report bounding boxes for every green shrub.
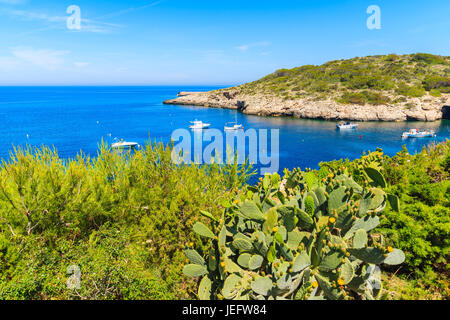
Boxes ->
[0,142,254,299]
[423,75,450,92]
[396,82,426,97]
[429,89,442,97]
[411,53,448,65]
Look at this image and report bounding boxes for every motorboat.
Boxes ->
[224,122,244,131]
[112,139,139,149]
[337,121,358,129]
[402,128,436,138]
[189,120,211,130]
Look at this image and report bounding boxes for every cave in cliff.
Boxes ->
[442,105,450,120]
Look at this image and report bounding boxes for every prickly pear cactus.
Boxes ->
[183,166,404,300]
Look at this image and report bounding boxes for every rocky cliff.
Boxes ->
[164,90,449,121]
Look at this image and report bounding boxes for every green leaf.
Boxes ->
[295,208,314,230]
[286,229,303,250]
[383,249,405,265]
[336,174,363,194]
[369,188,386,211]
[263,207,278,232]
[348,248,385,264]
[364,167,386,188]
[237,253,252,268]
[184,249,205,266]
[319,251,344,272]
[193,222,215,239]
[223,274,242,299]
[248,255,264,270]
[239,201,265,222]
[208,255,217,271]
[328,186,347,211]
[292,252,311,272]
[314,187,327,207]
[224,257,244,274]
[341,260,355,284]
[353,229,368,249]
[263,174,271,190]
[200,210,217,221]
[232,238,253,251]
[251,277,273,296]
[198,276,212,300]
[267,245,276,263]
[218,225,227,247]
[344,216,380,239]
[183,264,208,277]
[277,206,297,232]
[387,193,400,212]
[304,171,317,189]
[315,274,343,300]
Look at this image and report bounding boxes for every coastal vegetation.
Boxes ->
[231,53,450,106]
[0,140,448,299]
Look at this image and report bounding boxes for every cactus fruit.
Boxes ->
[183,164,404,300]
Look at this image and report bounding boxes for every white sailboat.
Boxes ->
[224,112,243,131]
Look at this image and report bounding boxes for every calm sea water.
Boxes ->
[0,86,448,178]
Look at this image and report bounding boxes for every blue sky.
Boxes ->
[0,0,448,85]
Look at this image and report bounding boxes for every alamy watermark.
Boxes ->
[171,128,279,175]
[67,5,81,30]
[367,5,381,30]
[66,265,81,290]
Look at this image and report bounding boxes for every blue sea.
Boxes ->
[0,86,449,178]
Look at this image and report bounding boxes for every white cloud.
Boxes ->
[11,47,70,69]
[0,0,27,4]
[0,56,19,71]
[74,62,89,68]
[3,8,123,34]
[236,41,271,52]
[8,9,65,22]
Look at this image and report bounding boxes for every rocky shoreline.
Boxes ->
[163,90,450,122]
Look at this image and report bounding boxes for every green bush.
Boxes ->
[430,89,442,97]
[338,91,391,105]
[423,75,450,92]
[396,82,426,97]
[0,142,253,299]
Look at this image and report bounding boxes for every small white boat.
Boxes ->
[112,139,139,149]
[224,122,244,131]
[402,128,436,138]
[337,121,358,130]
[189,120,211,130]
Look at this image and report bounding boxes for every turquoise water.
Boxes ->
[0,86,448,177]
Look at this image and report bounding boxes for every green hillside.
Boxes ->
[235,53,450,105]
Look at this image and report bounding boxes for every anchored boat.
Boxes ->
[402,129,436,138]
[224,122,244,131]
[224,111,243,131]
[112,139,139,150]
[189,120,211,130]
[336,121,358,130]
